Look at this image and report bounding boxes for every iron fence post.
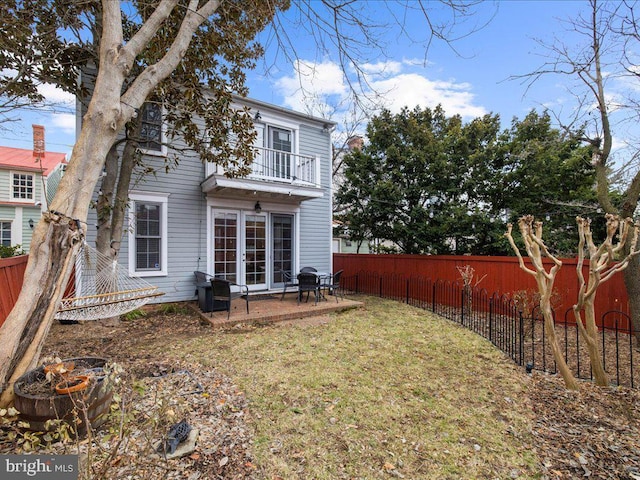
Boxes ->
[489,298,493,344]
[519,311,524,366]
[406,278,410,305]
[432,283,436,313]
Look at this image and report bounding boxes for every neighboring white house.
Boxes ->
[82,96,336,303]
[0,146,67,251]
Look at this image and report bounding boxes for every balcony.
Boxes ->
[202,146,323,202]
[251,146,317,184]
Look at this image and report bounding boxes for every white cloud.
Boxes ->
[274,58,486,121]
[51,113,76,134]
[360,60,404,77]
[276,60,348,114]
[37,83,75,106]
[370,74,486,118]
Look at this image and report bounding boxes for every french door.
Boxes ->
[212,209,295,291]
[212,210,266,291]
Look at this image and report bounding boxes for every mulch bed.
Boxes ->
[2,308,640,479]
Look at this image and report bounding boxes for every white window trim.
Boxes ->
[128,191,169,277]
[10,171,36,203]
[0,219,12,246]
[139,103,167,157]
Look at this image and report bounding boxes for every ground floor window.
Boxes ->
[0,221,11,246]
[128,192,168,276]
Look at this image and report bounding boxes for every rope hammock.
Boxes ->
[55,241,163,321]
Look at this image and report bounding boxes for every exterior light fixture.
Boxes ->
[254,201,262,213]
[28,219,34,229]
[254,111,261,121]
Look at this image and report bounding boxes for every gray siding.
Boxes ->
[298,123,332,273]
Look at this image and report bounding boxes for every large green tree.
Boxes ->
[490,111,597,255]
[336,107,595,255]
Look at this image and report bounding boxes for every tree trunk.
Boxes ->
[0,100,124,407]
[573,299,608,386]
[94,121,141,326]
[537,277,579,390]
[623,256,640,347]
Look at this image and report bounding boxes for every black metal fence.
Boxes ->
[342,271,638,389]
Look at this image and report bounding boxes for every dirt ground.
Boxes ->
[6,308,640,479]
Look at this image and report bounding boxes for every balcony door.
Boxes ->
[269,126,292,179]
[212,210,267,291]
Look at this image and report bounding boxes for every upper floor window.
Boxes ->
[139,102,165,154]
[269,127,292,153]
[0,221,11,246]
[12,173,34,201]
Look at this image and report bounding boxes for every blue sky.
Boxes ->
[0,1,599,157]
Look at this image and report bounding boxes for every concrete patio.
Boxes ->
[190,291,363,329]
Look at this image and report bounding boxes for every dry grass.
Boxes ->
[177,296,539,479]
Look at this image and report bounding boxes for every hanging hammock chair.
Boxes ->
[55,241,163,321]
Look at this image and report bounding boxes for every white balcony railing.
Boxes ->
[250,146,318,185]
[205,146,320,186]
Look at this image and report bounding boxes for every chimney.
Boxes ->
[347,135,364,151]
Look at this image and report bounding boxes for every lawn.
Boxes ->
[188,296,538,479]
[5,295,638,479]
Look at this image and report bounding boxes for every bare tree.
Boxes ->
[505,215,579,390]
[572,214,639,386]
[518,0,640,343]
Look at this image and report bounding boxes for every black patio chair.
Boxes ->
[210,277,249,319]
[300,266,317,273]
[321,270,344,303]
[296,272,321,305]
[279,269,298,301]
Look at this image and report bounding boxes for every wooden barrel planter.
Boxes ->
[13,357,113,434]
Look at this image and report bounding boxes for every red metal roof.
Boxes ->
[0,146,67,176]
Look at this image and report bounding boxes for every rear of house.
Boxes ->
[83,96,335,303]
[0,146,67,252]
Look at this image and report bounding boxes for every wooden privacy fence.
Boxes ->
[334,253,630,330]
[0,255,28,327]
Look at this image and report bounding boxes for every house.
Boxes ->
[0,146,67,251]
[332,220,371,254]
[83,96,336,303]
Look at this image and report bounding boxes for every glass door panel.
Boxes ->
[244,214,267,289]
[213,212,238,283]
[272,214,294,285]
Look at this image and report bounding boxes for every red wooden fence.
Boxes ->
[0,255,28,327]
[334,253,630,326]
